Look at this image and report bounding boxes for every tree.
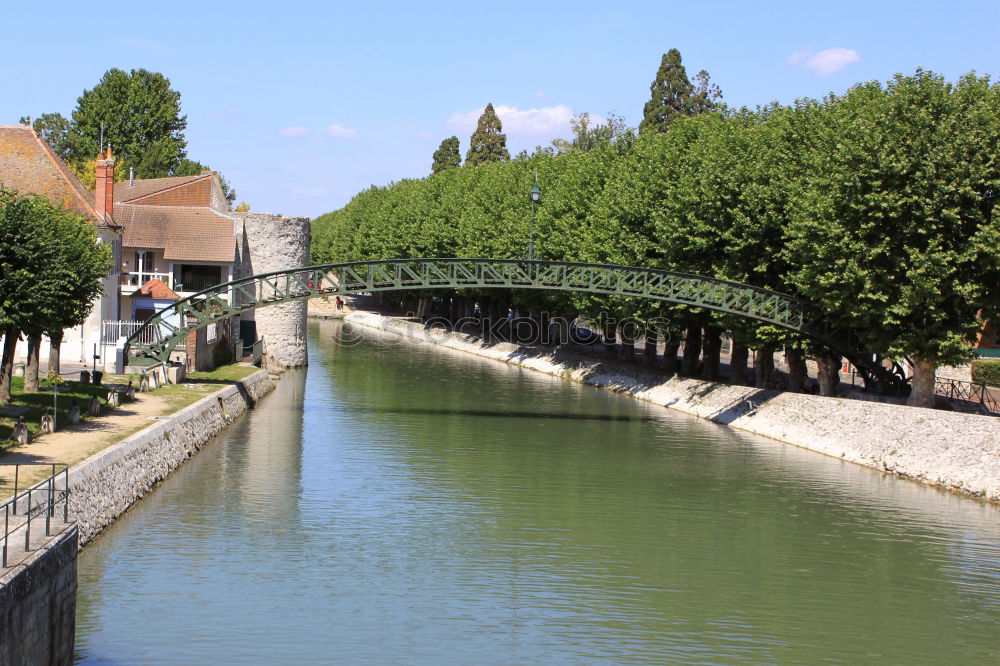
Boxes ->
[552,112,633,154]
[466,103,510,166]
[18,113,78,161]
[69,68,188,178]
[432,136,462,174]
[0,190,111,398]
[780,71,1000,406]
[639,49,722,134]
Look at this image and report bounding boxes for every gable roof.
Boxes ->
[133,278,179,300]
[0,125,101,220]
[114,203,236,263]
[114,174,209,204]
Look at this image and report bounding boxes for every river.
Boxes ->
[75,319,1000,663]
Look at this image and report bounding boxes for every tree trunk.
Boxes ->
[681,324,702,376]
[730,342,749,386]
[620,332,635,362]
[816,354,841,397]
[664,339,680,374]
[754,346,775,388]
[603,321,617,358]
[24,332,42,393]
[48,330,63,378]
[0,327,18,402]
[907,356,937,409]
[644,331,658,366]
[786,347,807,392]
[701,326,722,381]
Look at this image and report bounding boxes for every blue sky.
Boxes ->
[3,1,998,218]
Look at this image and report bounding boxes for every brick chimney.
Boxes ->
[94,146,115,223]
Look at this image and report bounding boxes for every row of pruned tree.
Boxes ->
[312,69,1000,408]
[0,190,111,400]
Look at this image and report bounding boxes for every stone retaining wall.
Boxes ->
[0,526,77,665]
[68,369,274,546]
[340,312,1000,501]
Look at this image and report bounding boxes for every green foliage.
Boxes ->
[30,113,77,160]
[173,158,208,176]
[432,136,462,174]
[971,359,1000,386]
[0,189,112,337]
[312,68,1000,370]
[640,49,722,134]
[552,112,634,154]
[781,70,1000,366]
[466,103,510,166]
[69,68,188,177]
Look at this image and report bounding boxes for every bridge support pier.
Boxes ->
[237,213,311,368]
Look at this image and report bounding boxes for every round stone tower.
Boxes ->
[236,212,311,368]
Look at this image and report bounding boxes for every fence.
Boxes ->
[102,320,149,344]
[934,377,1000,416]
[1,464,71,568]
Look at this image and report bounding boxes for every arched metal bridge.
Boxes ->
[124,258,908,392]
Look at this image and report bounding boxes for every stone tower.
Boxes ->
[236,212,311,368]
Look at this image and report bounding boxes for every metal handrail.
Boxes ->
[1,464,71,568]
[934,377,1000,416]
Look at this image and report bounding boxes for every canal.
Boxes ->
[75,320,1000,662]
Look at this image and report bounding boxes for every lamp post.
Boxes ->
[528,174,541,261]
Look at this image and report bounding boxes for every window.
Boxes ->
[177,265,223,292]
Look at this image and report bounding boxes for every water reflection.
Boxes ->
[75,320,1000,663]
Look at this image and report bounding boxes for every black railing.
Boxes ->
[1,464,71,568]
[934,378,1000,416]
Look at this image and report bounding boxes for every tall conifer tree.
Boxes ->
[640,49,721,133]
[432,136,462,174]
[466,103,510,166]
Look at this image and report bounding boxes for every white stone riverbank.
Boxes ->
[336,311,1000,502]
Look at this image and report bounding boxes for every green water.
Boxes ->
[75,320,1000,663]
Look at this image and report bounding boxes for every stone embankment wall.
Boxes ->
[236,212,311,368]
[339,312,1000,501]
[68,369,274,546]
[0,527,77,665]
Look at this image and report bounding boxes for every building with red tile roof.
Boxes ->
[0,124,122,364]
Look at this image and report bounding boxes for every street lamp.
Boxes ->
[528,174,541,261]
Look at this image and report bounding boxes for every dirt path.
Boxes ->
[0,391,168,494]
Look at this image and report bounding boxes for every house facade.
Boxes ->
[112,172,239,370]
[113,173,236,320]
[0,125,122,366]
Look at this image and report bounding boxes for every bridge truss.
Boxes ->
[125,258,908,392]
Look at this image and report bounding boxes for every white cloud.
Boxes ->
[788,47,860,77]
[279,126,309,137]
[447,104,575,136]
[327,124,359,139]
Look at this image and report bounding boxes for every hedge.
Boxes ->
[971,359,1000,386]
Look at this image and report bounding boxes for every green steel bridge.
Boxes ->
[124,258,909,393]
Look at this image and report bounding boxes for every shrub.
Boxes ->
[971,359,1000,386]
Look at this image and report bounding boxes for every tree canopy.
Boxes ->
[24,68,236,198]
[0,189,111,398]
[70,68,187,177]
[466,103,510,166]
[312,68,1000,406]
[640,48,722,134]
[432,136,462,174]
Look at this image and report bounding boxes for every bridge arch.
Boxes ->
[124,258,908,392]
